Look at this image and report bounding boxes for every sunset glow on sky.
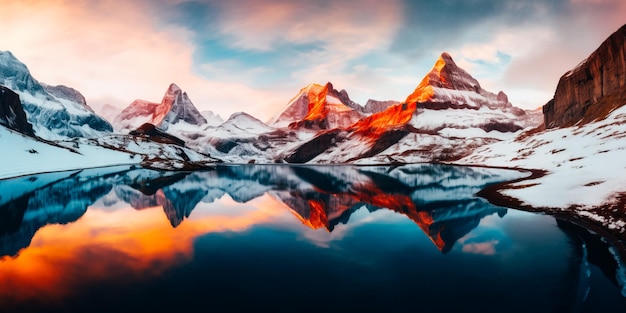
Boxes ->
[1,0,625,121]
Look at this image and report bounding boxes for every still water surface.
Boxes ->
[0,164,625,312]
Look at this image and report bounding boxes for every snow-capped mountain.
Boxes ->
[114,83,207,132]
[405,52,516,110]
[93,103,122,124]
[270,82,365,129]
[184,112,289,163]
[0,51,112,139]
[201,110,224,127]
[280,52,542,164]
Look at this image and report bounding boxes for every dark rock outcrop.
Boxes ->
[0,85,34,136]
[544,24,626,128]
[284,129,344,163]
[364,99,398,114]
[129,123,186,146]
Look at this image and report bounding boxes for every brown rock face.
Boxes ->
[0,85,34,136]
[544,24,626,128]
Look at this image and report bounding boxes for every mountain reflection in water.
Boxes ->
[0,164,520,256]
[0,164,625,312]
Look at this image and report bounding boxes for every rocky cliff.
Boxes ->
[129,123,186,147]
[0,85,34,136]
[544,24,626,128]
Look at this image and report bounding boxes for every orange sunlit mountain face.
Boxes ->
[303,83,330,122]
[349,101,416,136]
[344,56,457,137]
[404,53,450,105]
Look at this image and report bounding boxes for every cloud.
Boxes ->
[206,0,403,55]
[2,0,625,121]
[499,0,626,107]
[0,193,287,303]
[0,0,293,121]
[1,1,191,103]
[164,0,407,112]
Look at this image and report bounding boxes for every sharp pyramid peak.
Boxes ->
[416,52,480,91]
[166,83,182,93]
[437,52,456,65]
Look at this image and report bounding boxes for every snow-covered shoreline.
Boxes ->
[0,126,218,180]
[457,105,626,239]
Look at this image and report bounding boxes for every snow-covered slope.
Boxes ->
[270,82,365,129]
[213,112,275,138]
[0,122,219,180]
[0,126,134,180]
[0,51,112,139]
[114,83,207,132]
[459,104,626,234]
[182,112,300,163]
[201,110,224,127]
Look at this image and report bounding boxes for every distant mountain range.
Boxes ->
[99,51,540,164]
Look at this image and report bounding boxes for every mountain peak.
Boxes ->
[115,83,207,132]
[166,83,181,94]
[270,81,363,129]
[417,52,479,92]
[404,52,511,109]
[438,52,454,63]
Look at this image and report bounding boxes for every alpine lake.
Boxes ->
[1,164,625,312]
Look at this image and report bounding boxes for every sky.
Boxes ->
[1,0,625,122]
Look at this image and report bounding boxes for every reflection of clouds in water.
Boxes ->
[462,240,499,255]
[298,207,402,248]
[458,214,510,256]
[0,196,291,302]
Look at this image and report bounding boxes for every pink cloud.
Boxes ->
[462,240,499,255]
[0,0,289,121]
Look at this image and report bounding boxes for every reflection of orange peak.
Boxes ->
[290,199,330,231]
[411,211,446,251]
